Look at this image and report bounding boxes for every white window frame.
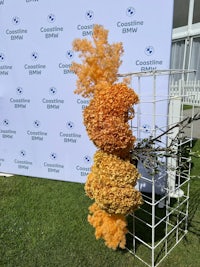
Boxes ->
[172,0,200,40]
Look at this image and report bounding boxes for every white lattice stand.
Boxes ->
[118,70,195,267]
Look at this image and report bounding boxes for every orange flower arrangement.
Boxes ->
[71,24,143,250]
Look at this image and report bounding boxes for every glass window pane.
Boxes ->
[173,0,190,28]
[193,0,200,24]
[170,40,186,80]
[189,37,200,80]
[170,40,186,69]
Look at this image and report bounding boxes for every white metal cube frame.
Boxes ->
[118,69,196,267]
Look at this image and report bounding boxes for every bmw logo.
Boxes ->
[31,52,39,61]
[47,14,56,23]
[66,50,74,59]
[20,150,26,157]
[126,7,136,17]
[3,119,9,126]
[145,46,155,56]
[84,155,91,164]
[33,120,40,128]
[142,124,151,133]
[0,53,5,62]
[85,10,94,20]
[66,121,74,130]
[49,87,57,95]
[16,87,23,95]
[12,16,20,25]
[50,152,57,160]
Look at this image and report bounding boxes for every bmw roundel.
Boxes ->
[12,16,20,25]
[126,7,136,17]
[47,14,56,23]
[85,10,94,20]
[84,155,91,164]
[33,120,40,128]
[31,51,39,61]
[0,53,5,62]
[49,87,57,95]
[66,121,74,130]
[20,150,26,157]
[50,152,57,160]
[3,119,9,126]
[145,46,155,56]
[16,87,23,95]
[66,50,74,60]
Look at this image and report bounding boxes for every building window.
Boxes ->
[171,40,186,80]
[172,0,200,81]
[189,37,200,80]
[171,37,200,81]
[193,0,200,23]
[173,0,190,28]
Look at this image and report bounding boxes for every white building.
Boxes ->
[170,0,200,105]
[171,0,200,81]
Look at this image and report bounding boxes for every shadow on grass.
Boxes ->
[125,194,166,248]
[185,180,200,238]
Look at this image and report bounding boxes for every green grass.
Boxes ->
[190,139,200,177]
[0,177,135,267]
[183,104,199,110]
[183,105,193,110]
[0,141,200,267]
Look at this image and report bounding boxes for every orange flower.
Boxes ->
[88,203,128,250]
[71,25,124,97]
[85,151,143,215]
[83,82,139,122]
[83,83,139,158]
[84,115,135,158]
[88,150,140,187]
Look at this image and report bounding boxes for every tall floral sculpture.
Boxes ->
[71,25,143,250]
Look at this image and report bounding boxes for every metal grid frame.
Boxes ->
[118,70,196,267]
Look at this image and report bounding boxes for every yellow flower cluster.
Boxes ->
[71,25,123,98]
[89,150,140,187]
[85,150,143,214]
[88,203,127,250]
[71,25,143,250]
